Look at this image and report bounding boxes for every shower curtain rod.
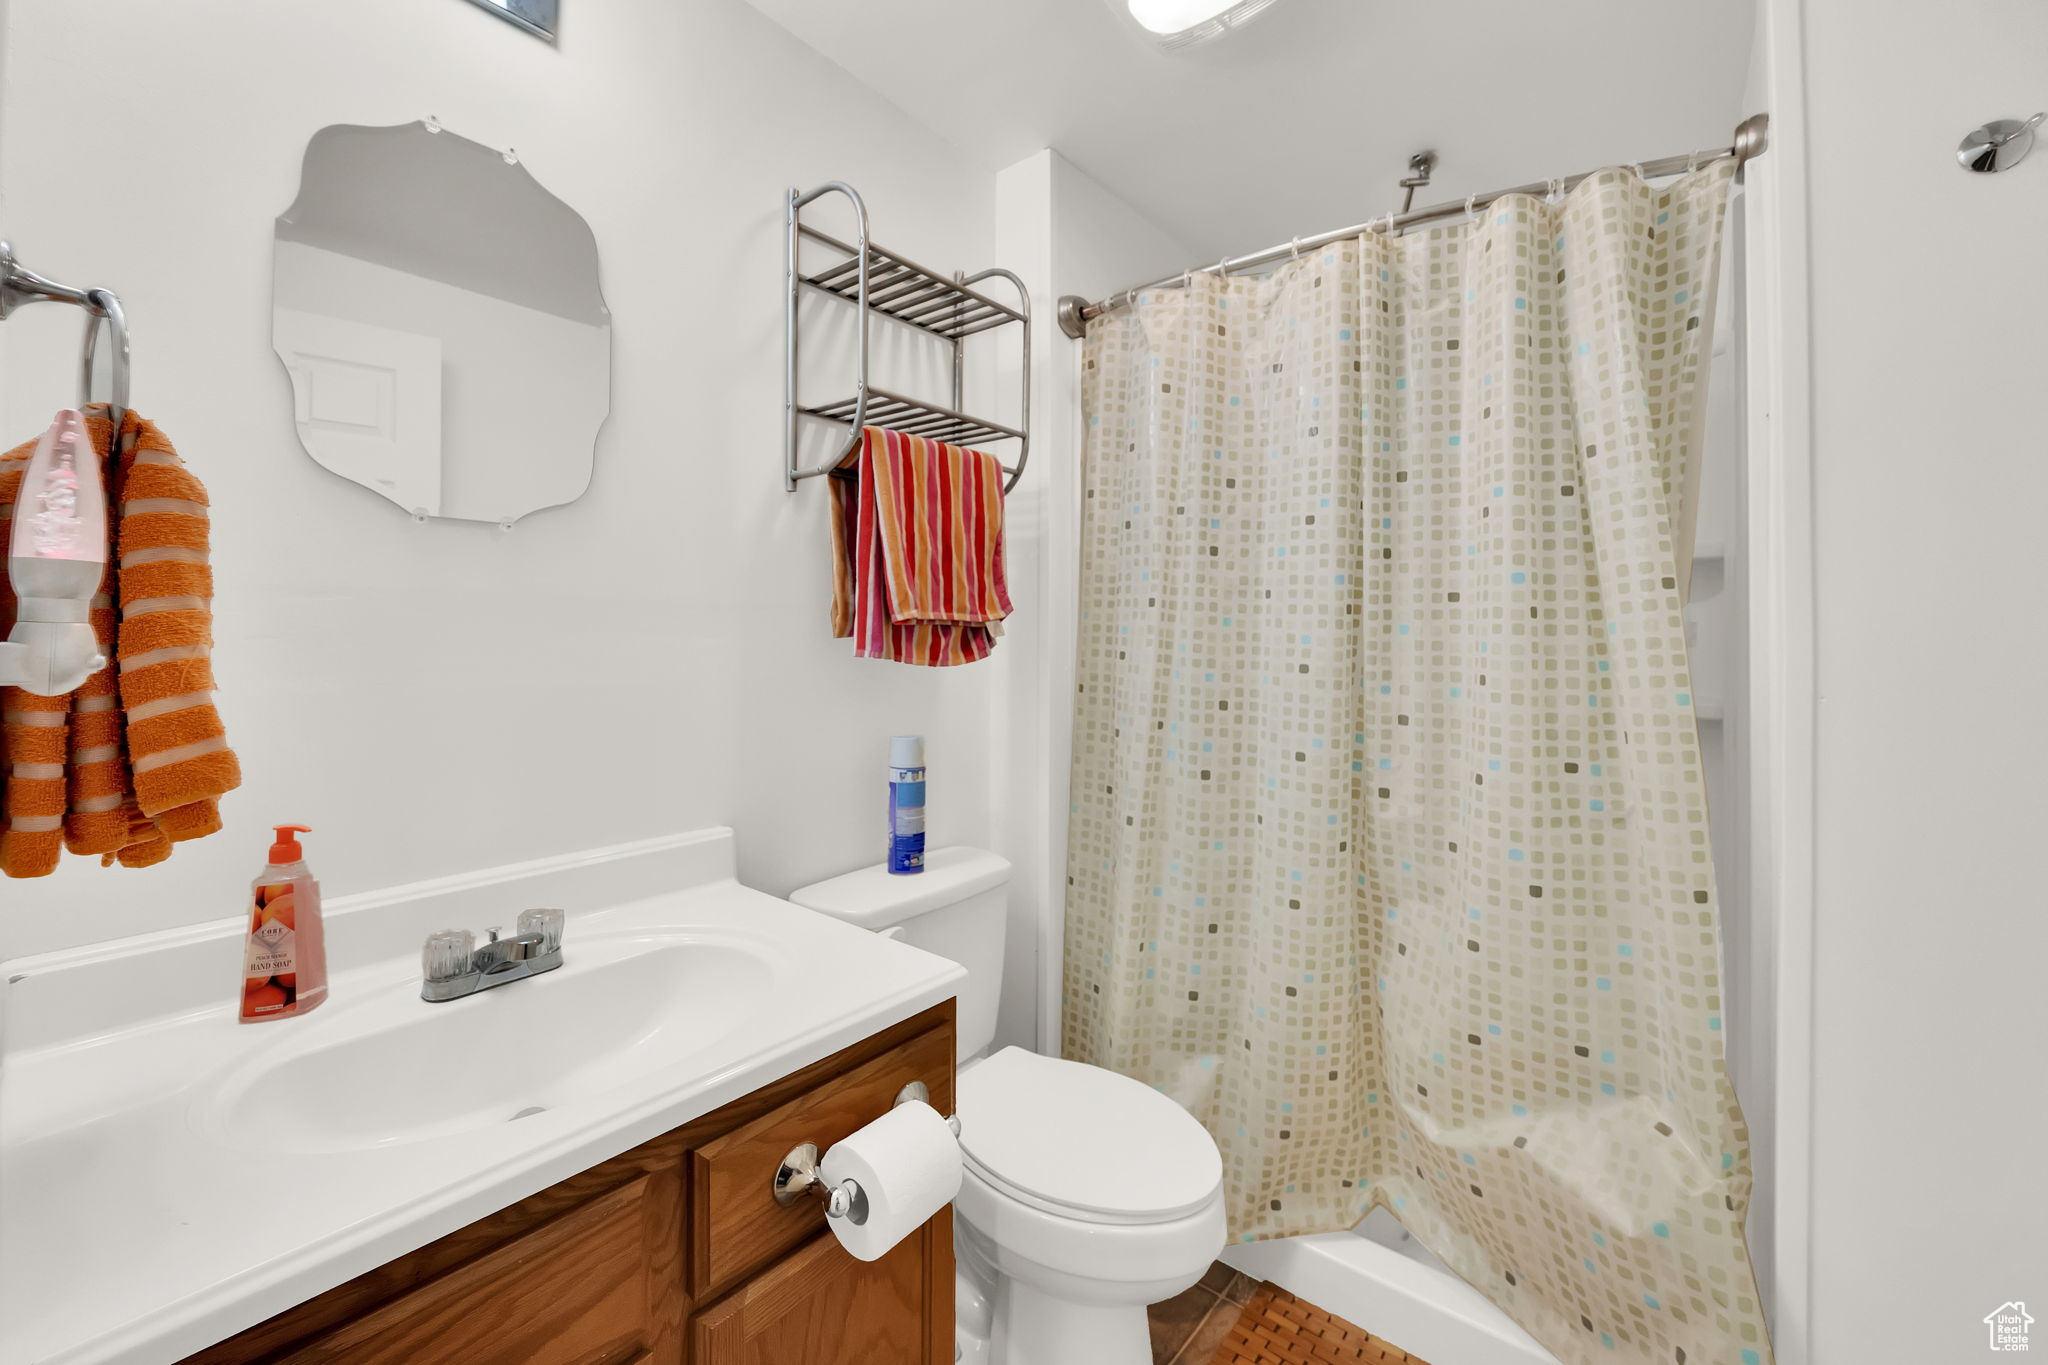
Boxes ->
[1056,112,1770,338]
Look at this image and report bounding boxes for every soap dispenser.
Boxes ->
[239,824,328,1022]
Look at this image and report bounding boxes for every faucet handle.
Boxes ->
[517,907,565,955]
[423,928,476,981]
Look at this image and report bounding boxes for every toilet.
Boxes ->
[792,847,1227,1365]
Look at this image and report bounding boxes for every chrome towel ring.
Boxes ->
[0,241,130,434]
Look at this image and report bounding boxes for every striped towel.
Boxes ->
[829,427,1012,667]
[0,408,240,876]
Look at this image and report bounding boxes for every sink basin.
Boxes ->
[201,931,775,1153]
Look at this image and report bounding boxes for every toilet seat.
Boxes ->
[955,1048,1223,1226]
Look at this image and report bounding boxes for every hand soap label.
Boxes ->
[245,916,296,978]
[240,881,302,1019]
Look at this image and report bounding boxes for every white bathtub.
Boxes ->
[1220,1209,1559,1365]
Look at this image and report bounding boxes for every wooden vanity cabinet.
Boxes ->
[179,1001,955,1365]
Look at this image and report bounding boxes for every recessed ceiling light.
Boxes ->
[1120,0,1282,49]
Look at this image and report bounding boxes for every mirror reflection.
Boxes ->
[272,121,609,524]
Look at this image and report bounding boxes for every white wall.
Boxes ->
[0,0,999,961]
[989,150,1196,1051]
[1772,0,2048,1358]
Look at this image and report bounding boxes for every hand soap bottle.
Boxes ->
[239,824,328,1022]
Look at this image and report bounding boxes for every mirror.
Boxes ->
[272,121,609,525]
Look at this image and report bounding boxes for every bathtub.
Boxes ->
[1220,1209,1559,1365]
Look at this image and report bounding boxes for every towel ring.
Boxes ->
[80,289,130,435]
[0,243,130,438]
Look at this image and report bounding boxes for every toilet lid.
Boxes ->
[955,1048,1223,1224]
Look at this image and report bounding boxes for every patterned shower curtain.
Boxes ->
[1063,162,1771,1365]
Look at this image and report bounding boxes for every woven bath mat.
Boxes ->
[1202,1283,1433,1365]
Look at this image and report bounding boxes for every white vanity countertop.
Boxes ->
[0,829,963,1365]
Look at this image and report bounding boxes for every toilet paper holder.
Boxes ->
[772,1081,961,1223]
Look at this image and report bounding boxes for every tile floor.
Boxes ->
[1148,1262,1262,1364]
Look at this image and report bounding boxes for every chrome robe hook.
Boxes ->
[1958,113,2046,172]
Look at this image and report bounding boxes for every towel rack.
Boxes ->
[0,241,130,434]
[784,182,1030,493]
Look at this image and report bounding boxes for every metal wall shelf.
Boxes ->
[805,389,1025,452]
[784,181,1030,491]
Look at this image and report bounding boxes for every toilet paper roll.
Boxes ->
[819,1099,962,1262]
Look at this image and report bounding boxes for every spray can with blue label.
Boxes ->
[888,735,926,874]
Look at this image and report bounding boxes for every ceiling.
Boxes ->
[744,0,1756,264]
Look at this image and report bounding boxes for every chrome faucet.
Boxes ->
[420,908,565,1002]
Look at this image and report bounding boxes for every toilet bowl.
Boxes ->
[953,1047,1226,1364]
[790,849,1228,1365]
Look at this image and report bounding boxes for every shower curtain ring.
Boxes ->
[1687,148,1702,172]
[1290,236,1301,260]
[1547,177,1564,203]
[1465,192,1481,220]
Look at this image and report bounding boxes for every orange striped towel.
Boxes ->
[829,427,1012,667]
[0,408,240,877]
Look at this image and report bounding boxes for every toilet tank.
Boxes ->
[790,847,1010,1062]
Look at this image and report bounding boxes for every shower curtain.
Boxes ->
[1064,162,1770,1365]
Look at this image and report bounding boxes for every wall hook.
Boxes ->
[1958,113,2045,172]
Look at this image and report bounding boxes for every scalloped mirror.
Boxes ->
[272,120,609,525]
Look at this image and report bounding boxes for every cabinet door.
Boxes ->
[274,1171,683,1365]
[691,1211,950,1365]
